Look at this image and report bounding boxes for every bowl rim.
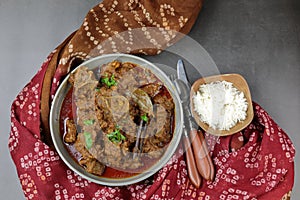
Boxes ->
[190,73,254,136]
[49,53,183,186]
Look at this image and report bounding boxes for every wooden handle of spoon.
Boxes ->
[183,134,202,188]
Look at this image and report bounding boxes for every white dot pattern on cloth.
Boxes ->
[56,0,188,72]
[10,58,295,200]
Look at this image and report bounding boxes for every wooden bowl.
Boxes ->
[190,74,254,136]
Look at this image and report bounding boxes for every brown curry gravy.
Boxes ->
[60,87,168,179]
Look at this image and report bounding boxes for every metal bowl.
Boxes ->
[50,53,183,186]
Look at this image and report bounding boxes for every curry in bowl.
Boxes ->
[59,60,176,178]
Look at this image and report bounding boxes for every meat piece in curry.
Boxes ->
[61,60,175,176]
[63,119,77,143]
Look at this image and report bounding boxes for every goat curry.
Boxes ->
[60,60,175,178]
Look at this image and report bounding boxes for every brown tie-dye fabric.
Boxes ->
[40,0,203,146]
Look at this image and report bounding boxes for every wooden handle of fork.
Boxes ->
[183,134,202,188]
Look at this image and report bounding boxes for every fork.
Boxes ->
[133,119,146,159]
[133,75,177,159]
[169,73,202,188]
[168,74,177,82]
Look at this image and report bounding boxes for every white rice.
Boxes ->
[193,80,248,131]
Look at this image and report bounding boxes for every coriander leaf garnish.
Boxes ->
[107,126,126,143]
[141,114,148,122]
[83,132,93,149]
[101,74,117,88]
[83,119,95,126]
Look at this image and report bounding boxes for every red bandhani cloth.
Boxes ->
[9,51,295,199]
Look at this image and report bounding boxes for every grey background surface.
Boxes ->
[0,0,299,199]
